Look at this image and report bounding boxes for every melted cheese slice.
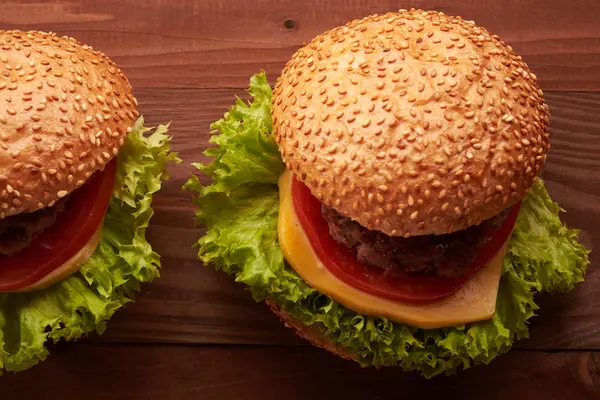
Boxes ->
[18,225,103,292]
[278,169,508,329]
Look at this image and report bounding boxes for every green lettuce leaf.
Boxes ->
[0,117,179,373]
[187,72,590,378]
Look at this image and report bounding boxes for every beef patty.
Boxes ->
[321,205,509,278]
[0,200,67,256]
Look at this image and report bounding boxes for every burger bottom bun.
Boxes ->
[266,299,358,363]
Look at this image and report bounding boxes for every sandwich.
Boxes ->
[0,30,178,372]
[187,9,589,377]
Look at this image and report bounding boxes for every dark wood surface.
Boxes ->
[2,345,599,400]
[1,0,599,398]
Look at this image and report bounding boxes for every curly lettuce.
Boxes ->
[186,72,589,378]
[0,117,179,373]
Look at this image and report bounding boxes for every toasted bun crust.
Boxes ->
[0,30,139,218]
[266,299,357,362]
[272,9,550,236]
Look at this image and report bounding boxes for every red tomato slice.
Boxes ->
[291,176,520,303]
[0,160,117,292]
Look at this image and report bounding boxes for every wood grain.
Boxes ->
[0,344,598,399]
[76,88,599,351]
[1,0,600,90]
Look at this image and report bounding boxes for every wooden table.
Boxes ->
[1,1,599,398]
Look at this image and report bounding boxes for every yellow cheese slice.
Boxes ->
[18,224,103,292]
[278,169,508,329]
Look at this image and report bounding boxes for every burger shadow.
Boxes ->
[518,244,596,350]
[518,287,595,349]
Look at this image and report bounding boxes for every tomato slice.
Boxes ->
[0,160,117,292]
[291,176,520,303]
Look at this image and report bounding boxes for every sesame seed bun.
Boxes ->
[0,30,139,218]
[272,9,550,236]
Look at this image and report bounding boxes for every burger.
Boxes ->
[0,30,177,372]
[187,9,589,377]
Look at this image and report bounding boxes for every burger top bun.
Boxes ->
[0,30,139,219]
[271,9,550,237]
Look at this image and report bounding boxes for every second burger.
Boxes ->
[188,9,590,377]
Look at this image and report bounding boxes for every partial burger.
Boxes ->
[189,9,588,377]
[0,30,176,372]
[0,30,136,291]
